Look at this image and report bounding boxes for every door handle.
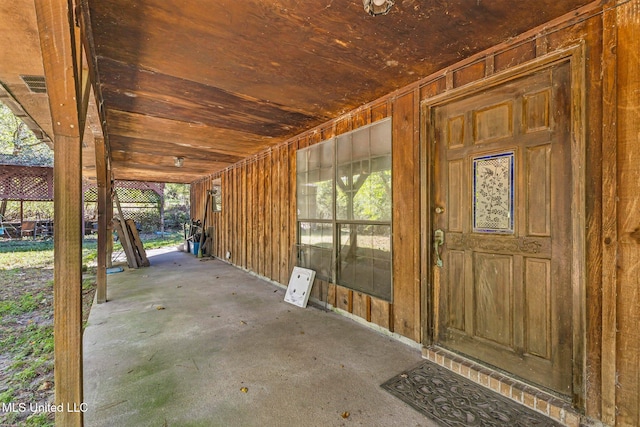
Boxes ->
[433,229,444,267]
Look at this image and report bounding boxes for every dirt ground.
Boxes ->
[0,257,96,426]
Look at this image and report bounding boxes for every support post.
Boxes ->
[35,0,84,425]
[106,179,113,268]
[95,137,107,303]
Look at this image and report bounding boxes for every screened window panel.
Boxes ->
[298,222,334,281]
[338,224,392,301]
[336,121,392,222]
[296,118,393,301]
[296,140,334,220]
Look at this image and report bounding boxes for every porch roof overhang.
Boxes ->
[1,0,595,184]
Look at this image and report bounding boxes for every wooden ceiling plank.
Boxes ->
[109,135,244,163]
[106,109,275,156]
[110,150,231,171]
[110,165,209,184]
[88,0,593,112]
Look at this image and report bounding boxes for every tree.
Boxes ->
[0,101,53,166]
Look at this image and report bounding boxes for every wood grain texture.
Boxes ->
[615,2,640,424]
[95,136,108,304]
[85,0,594,184]
[271,148,281,282]
[392,92,420,341]
[598,3,615,422]
[183,11,637,423]
[35,1,84,424]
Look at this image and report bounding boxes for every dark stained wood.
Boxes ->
[106,110,273,156]
[370,297,391,330]
[271,149,280,282]
[99,58,316,137]
[432,64,575,395]
[109,135,243,164]
[95,136,108,303]
[288,140,298,279]
[420,77,447,101]
[392,92,420,341]
[615,2,640,425]
[106,175,114,268]
[246,163,254,271]
[180,5,638,424]
[79,0,594,181]
[110,150,230,175]
[257,156,265,276]
[453,61,485,88]
[494,39,536,73]
[595,3,613,422]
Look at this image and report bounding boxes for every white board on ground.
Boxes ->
[284,267,316,308]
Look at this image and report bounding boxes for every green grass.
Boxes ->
[0,388,15,404]
[25,413,54,427]
[0,231,183,427]
[0,292,43,316]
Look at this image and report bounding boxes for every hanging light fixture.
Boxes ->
[363,0,394,16]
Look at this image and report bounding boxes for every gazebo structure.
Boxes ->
[83,180,165,233]
[0,1,639,426]
[0,164,53,237]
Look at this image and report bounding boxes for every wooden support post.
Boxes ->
[106,179,113,268]
[113,190,138,269]
[95,137,107,303]
[125,219,150,267]
[35,0,84,424]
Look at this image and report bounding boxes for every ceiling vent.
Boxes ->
[20,75,47,94]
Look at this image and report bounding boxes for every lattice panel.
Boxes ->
[0,165,53,201]
[83,181,164,204]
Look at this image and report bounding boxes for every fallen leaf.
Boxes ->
[400,373,408,378]
[38,381,53,391]
[156,306,165,310]
[240,387,248,393]
[341,411,350,419]
[240,320,247,325]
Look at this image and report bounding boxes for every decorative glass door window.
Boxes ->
[472,152,514,233]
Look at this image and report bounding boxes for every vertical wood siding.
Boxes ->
[189,3,640,424]
[615,2,640,425]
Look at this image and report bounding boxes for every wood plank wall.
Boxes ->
[191,97,411,334]
[615,2,640,426]
[190,2,640,424]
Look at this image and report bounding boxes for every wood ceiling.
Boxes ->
[2,0,595,183]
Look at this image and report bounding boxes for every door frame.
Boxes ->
[419,44,586,406]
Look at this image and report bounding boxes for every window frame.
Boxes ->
[295,118,393,301]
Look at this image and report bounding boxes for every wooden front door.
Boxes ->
[432,63,573,395]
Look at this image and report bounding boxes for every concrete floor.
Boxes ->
[83,248,436,427]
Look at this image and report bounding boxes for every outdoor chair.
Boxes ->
[20,220,37,238]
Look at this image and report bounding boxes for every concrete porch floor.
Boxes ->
[83,249,435,427]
